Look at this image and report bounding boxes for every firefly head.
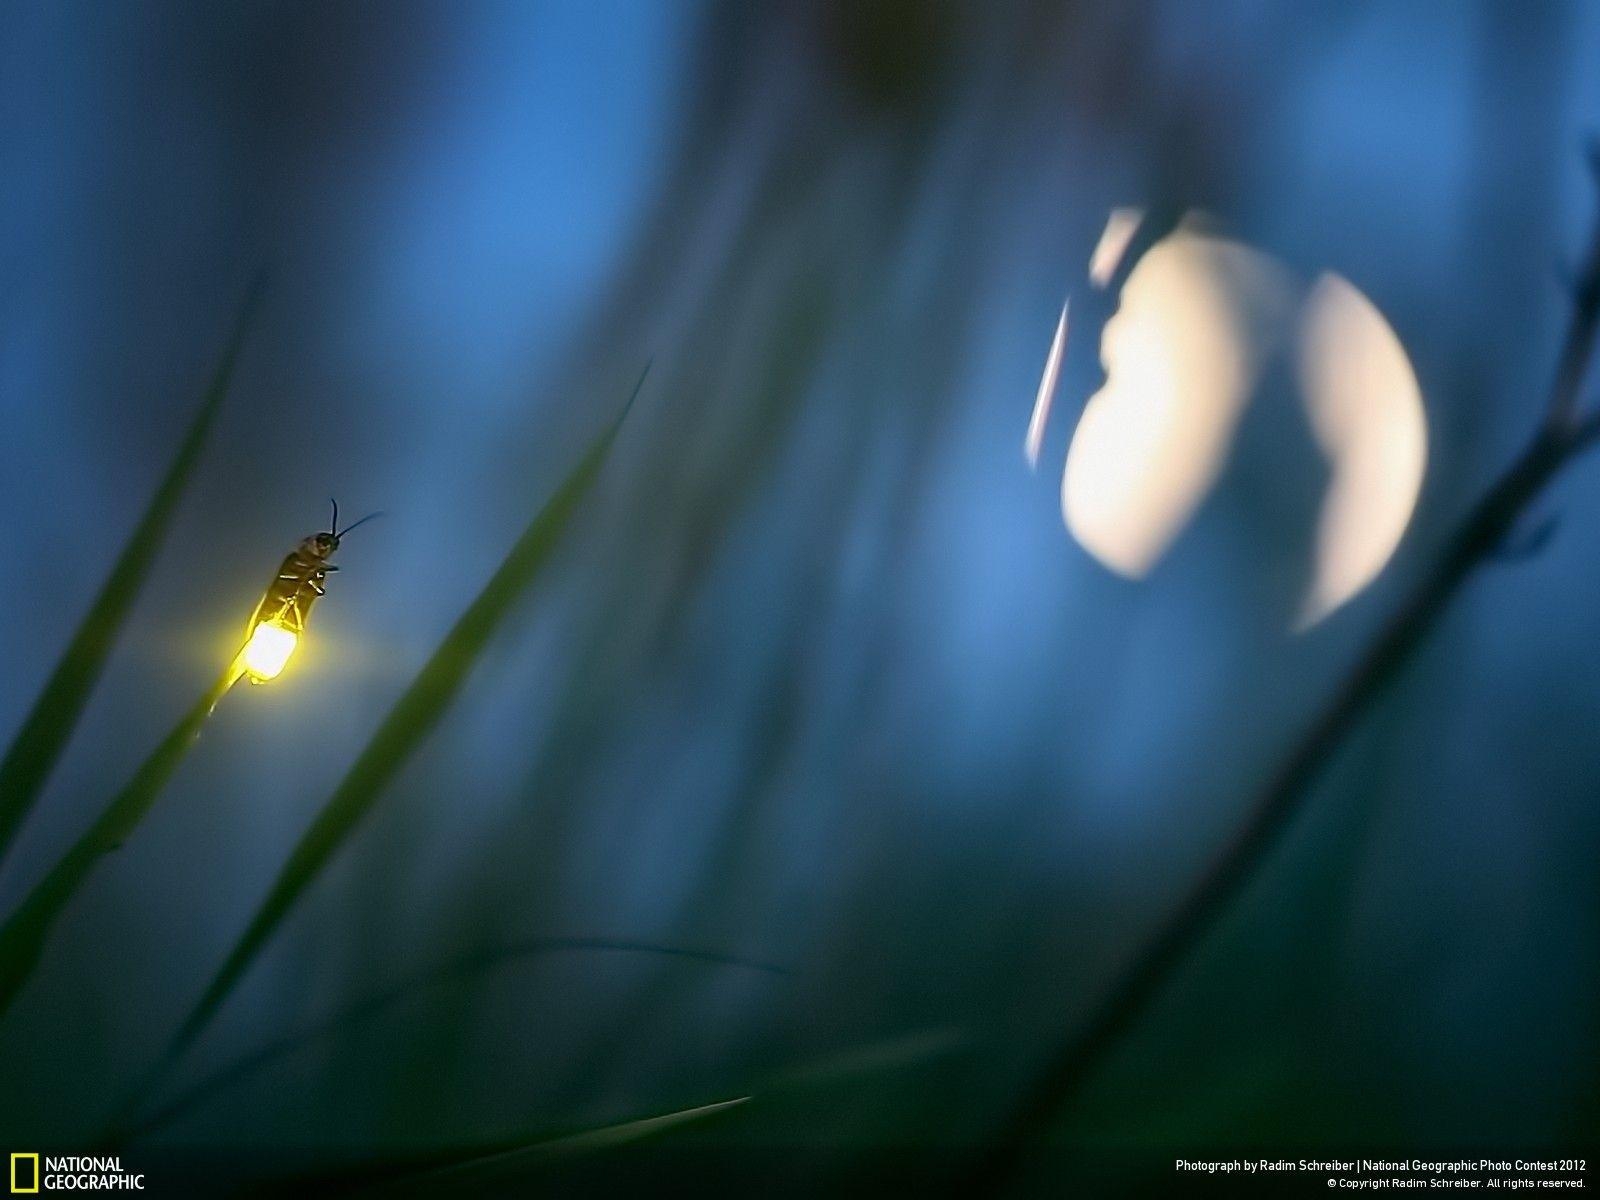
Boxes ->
[311,499,382,559]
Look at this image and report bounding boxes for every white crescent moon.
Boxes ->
[1294,273,1427,628]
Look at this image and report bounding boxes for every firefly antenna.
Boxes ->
[336,511,383,539]
[328,498,339,537]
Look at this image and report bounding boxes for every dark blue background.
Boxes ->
[0,0,1596,1182]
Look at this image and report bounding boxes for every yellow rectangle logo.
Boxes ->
[9,1153,39,1194]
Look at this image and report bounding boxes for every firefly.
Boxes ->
[239,501,380,685]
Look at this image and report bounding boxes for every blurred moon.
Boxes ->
[1051,216,1426,625]
[1061,221,1293,577]
[1294,273,1427,627]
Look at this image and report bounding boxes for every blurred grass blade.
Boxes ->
[0,665,237,1018]
[354,1096,749,1195]
[159,366,648,1079]
[128,936,785,1140]
[147,1029,955,1190]
[766,1027,966,1090]
[0,278,264,866]
[433,1096,750,1178]
[267,1030,959,1191]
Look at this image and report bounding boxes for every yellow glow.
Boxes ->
[1062,222,1292,576]
[242,621,298,683]
[1294,273,1427,628]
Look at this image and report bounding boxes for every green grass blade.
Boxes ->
[0,666,237,1018]
[158,366,647,1079]
[258,1029,959,1192]
[414,1096,750,1185]
[126,937,784,1141]
[232,1096,746,1195]
[765,1027,966,1090]
[299,1096,748,1196]
[0,278,264,866]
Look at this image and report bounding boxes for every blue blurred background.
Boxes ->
[1,0,1598,1189]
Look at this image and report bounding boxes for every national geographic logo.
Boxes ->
[9,1156,144,1192]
